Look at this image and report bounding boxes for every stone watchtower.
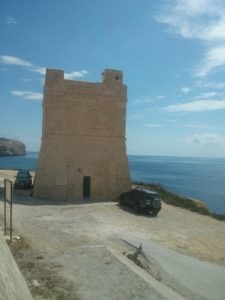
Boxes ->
[34,68,131,201]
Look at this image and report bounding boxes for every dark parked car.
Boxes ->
[14,169,32,189]
[119,187,161,215]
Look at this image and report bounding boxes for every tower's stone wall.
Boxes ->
[34,68,131,201]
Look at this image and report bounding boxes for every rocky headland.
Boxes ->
[0,138,26,156]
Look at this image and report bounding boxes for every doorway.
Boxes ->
[83,176,91,198]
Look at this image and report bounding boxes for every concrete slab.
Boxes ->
[118,232,225,300]
[57,245,183,300]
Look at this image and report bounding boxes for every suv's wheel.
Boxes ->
[151,209,159,216]
[153,199,161,210]
[134,202,140,213]
[119,195,125,205]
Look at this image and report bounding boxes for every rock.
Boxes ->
[0,138,26,156]
[32,279,41,287]
[35,255,44,260]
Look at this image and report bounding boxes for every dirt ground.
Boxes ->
[1,170,225,299]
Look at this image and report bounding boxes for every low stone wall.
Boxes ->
[0,234,33,300]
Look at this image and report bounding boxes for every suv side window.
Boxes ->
[146,194,153,201]
[131,190,139,201]
[143,192,147,200]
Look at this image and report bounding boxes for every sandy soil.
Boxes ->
[0,170,225,299]
[4,190,225,266]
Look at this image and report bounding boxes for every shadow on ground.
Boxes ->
[0,187,118,207]
[117,203,159,219]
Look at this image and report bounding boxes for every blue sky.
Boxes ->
[0,0,225,157]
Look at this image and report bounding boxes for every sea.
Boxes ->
[0,152,225,215]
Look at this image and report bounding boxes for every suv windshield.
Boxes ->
[17,173,30,178]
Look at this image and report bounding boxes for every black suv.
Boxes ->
[119,187,161,215]
[14,169,32,189]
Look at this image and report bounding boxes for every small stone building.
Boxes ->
[34,68,131,201]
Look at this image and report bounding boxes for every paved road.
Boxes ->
[118,232,225,300]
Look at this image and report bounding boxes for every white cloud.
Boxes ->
[11,90,43,101]
[186,133,225,147]
[134,97,155,104]
[196,81,225,89]
[64,70,88,80]
[194,91,217,99]
[30,66,46,75]
[156,95,165,99]
[0,55,89,80]
[6,17,17,25]
[0,55,32,67]
[184,124,214,129]
[157,0,225,77]
[0,55,46,75]
[181,86,191,94]
[22,78,32,82]
[195,45,225,77]
[163,99,225,112]
[157,0,225,42]
[133,95,165,104]
[145,124,163,127]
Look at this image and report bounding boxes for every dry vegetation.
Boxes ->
[8,237,80,300]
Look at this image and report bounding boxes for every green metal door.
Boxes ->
[83,176,91,198]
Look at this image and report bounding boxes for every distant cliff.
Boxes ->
[0,138,26,156]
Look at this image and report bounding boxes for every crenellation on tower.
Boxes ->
[102,69,123,85]
[45,68,64,83]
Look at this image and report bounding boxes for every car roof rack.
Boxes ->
[134,186,158,194]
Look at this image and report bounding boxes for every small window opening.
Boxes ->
[115,76,119,80]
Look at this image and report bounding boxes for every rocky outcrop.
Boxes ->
[0,138,26,156]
